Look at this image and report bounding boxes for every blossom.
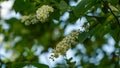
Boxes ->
[21,14,39,25]
[50,30,80,60]
[36,5,54,23]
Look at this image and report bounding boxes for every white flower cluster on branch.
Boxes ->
[50,30,80,60]
[21,5,54,25]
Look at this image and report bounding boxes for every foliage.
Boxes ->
[0,0,120,68]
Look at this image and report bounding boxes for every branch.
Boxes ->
[101,0,120,27]
[108,6,120,27]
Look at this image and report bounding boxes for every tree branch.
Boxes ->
[101,0,120,27]
[108,6,120,27]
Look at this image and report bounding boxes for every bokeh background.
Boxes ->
[0,0,120,68]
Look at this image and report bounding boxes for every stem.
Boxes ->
[108,6,120,27]
[101,0,120,27]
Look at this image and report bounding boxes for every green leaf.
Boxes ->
[78,22,103,43]
[58,0,69,14]
[13,0,35,14]
[73,0,96,17]
[108,0,118,5]
[78,30,94,43]
[110,28,120,42]
[67,11,78,23]
[78,32,89,43]
[13,0,29,11]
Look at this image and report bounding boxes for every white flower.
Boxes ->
[36,5,54,23]
[50,30,80,60]
[21,14,39,25]
[21,16,29,23]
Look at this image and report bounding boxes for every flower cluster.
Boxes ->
[21,14,39,25]
[21,5,54,25]
[36,5,54,23]
[50,30,80,60]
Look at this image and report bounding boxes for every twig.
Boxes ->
[108,6,120,27]
[101,0,120,27]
